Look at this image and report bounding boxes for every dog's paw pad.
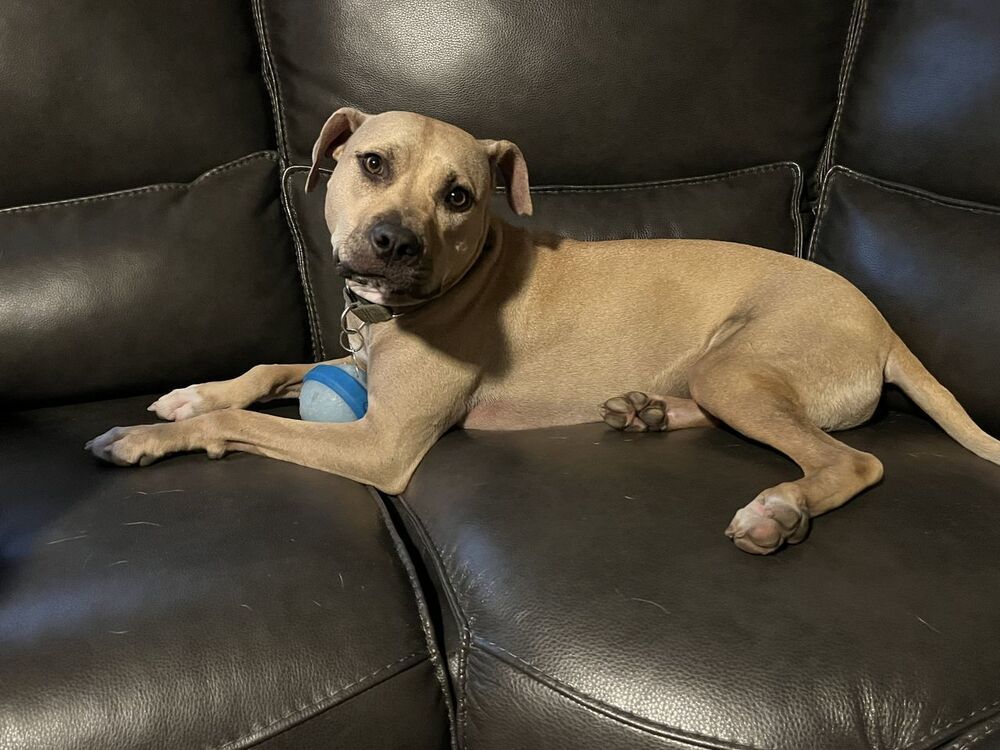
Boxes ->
[601,392,667,432]
[725,487,810,554]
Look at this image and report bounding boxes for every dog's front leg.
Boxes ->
[148,358,352,421]
[86,352,476,493]
[88,410,430,493]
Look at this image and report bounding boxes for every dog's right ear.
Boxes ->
[305,107,369,192]
[481,139,533,216]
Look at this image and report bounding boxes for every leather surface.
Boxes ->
[832,1,1000,205]
[0,395,449,750]
[396,412,1000,749]
[258,0,852,184]
[286,163,802,358]
[494,164,802,253]
[0,153,310,409]
[254,662,449,749]
[0,0,273,209]
[810,167,1000,436]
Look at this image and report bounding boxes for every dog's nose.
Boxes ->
[368,222,423,260]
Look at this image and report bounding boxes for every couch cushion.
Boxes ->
[393,413,1000,749]
[809,167,1000,436]
[0,0,273,209]
[0,153,310,409]
[257,0,852,184]
[828,1,1000,205]
[284,163,803,359]
[0,395,450,750]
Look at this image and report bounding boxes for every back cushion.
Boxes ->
[259,0,854,183]
[0,0,273,209]
[0,3,310,407]
[810,168,1000,435]
[287,164,804,358]
[832,1,1000,205]
[0,155,310,408]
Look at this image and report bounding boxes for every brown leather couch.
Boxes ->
[2,2,999,748]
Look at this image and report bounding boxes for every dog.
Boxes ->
[86,109,1000,554]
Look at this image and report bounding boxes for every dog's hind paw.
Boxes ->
[725,484,811,554]
[601,391,667,432]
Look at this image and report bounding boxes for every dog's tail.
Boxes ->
[885,335,1000,465]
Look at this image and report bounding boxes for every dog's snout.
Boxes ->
[369,221,423,260]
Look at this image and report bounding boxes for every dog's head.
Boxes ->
[305,109,531,307]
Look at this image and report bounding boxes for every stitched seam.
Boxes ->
[0,152,277,217]
[907,701,1000,748]
[281,166,324,360]
[521,162,798,194]
[250,0,290,167]
[829,0,869,169]
[392,493,473,749]
[827,167,1000,216]
[789,162,804,257]
[473,641,770,750]
[251,0,322,360]
[955,721,1000,750]
[211,652,423,750]
[458,625,471,749]
[816,0,869,179]
[806,167,838,262]
[369,487,459,750]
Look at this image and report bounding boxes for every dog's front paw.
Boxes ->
[725,484,811,554]
[600,392,667,432]
[85,424,177,467]
[148,385,210,421]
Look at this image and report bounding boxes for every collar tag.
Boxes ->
[351,303,395,325]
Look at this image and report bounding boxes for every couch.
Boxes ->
[2,1,998,748]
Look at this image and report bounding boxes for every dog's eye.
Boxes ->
[360,153,384,176]
[445,186,472,211]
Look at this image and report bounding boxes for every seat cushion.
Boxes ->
[0,395,450,750]
[393,412,1000,749]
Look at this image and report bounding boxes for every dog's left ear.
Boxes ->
[305,107,369,192]
[481,139,532,216]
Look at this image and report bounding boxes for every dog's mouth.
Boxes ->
[340,268,385,285]
[336,260,430,304]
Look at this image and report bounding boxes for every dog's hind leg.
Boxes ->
[601,391,715,432]
[688,356,883,555]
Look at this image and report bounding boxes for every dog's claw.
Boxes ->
[601,391,668,432]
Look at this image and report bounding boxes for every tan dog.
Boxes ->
[87,110,1000,554]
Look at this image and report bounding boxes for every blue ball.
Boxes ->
[299,364,368,422]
